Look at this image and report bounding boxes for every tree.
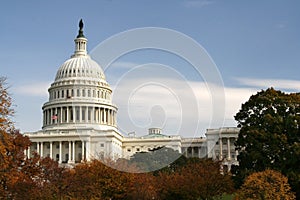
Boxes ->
[0,77,67,199]
[235,169,296,200]
[66,159,134,200]
[158,159,234,200]
[232,88,300,198]
[129,147,184,173]
[0,77,24,198]
[126,173,159,200]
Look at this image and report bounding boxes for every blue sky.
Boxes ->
[1,0,299,137]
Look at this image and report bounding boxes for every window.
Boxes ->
[82,109,85,121]
[88,90,91,97]
[82,89,85,97]
[76,108,80,121]
[88,109,91,121]
[70,108,73,121]
[77,89,80,97]
[56,143,59,149]
[100,143,104,147]
[136,148,140,152]
[62,90,64,98]
[127,149,131,152]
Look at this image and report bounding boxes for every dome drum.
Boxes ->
[41,20,118,132]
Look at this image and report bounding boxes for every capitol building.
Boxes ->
[25,20,239,169]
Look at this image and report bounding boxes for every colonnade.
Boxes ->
[43,106,116,127]
[182,146,207,158]
[26,141,88,164]
[218,137,238,161]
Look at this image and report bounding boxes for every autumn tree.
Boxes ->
[158,158,234,200]
[232,88,300,198]
[66,159,134,200]
[0,77,31,198]
[126,173,159,200]
[235,169,296,200]
[0,77,67,199]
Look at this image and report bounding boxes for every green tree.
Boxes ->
[235,169,295,200]
[129,147,185,173]
[232,88,300,198]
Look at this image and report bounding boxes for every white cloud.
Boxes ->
[111,76,256,137]
[13,81,50,97]
[235,77,300,91]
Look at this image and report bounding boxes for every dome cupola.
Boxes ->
[41,20,117,131]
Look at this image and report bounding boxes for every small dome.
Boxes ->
[55,56,106,81]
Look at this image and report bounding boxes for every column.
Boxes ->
[82,141,85,161]
[103,109,106,124]
[59,141,62,164]
[73,107,76,123]
[100,108,103,123]
[50,108,53,124]
[107,109,109,124]
[45,110,48,125]
[37,142,40,154]
[40,142,43,157]
[44,110,47,125]
[79,106,82,122]
[85,106,88,122]
[227,138,231,160]
[110,110,113,125]
[27,146,31,159]
[92,107,95,123]
[86,141,90,161]
[60,107,63,124]
[184,147,188,157]
[50,142,53,159]
[55,107,58,124]
[72,141,75,163]
[66,107,69,123]
[198,147,201,158]
[219,138,223,160]
[109,110,112,125]
[43,111,45,126]
[95,108,98,123]
[68,141,71,163]
[235,150,238,161]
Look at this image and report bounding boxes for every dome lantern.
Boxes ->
[72,19,87,57]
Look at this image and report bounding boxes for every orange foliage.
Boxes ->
[158,159,234,200]
[235,169,296,200]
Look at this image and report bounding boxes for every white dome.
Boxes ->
[55,56,106,81]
